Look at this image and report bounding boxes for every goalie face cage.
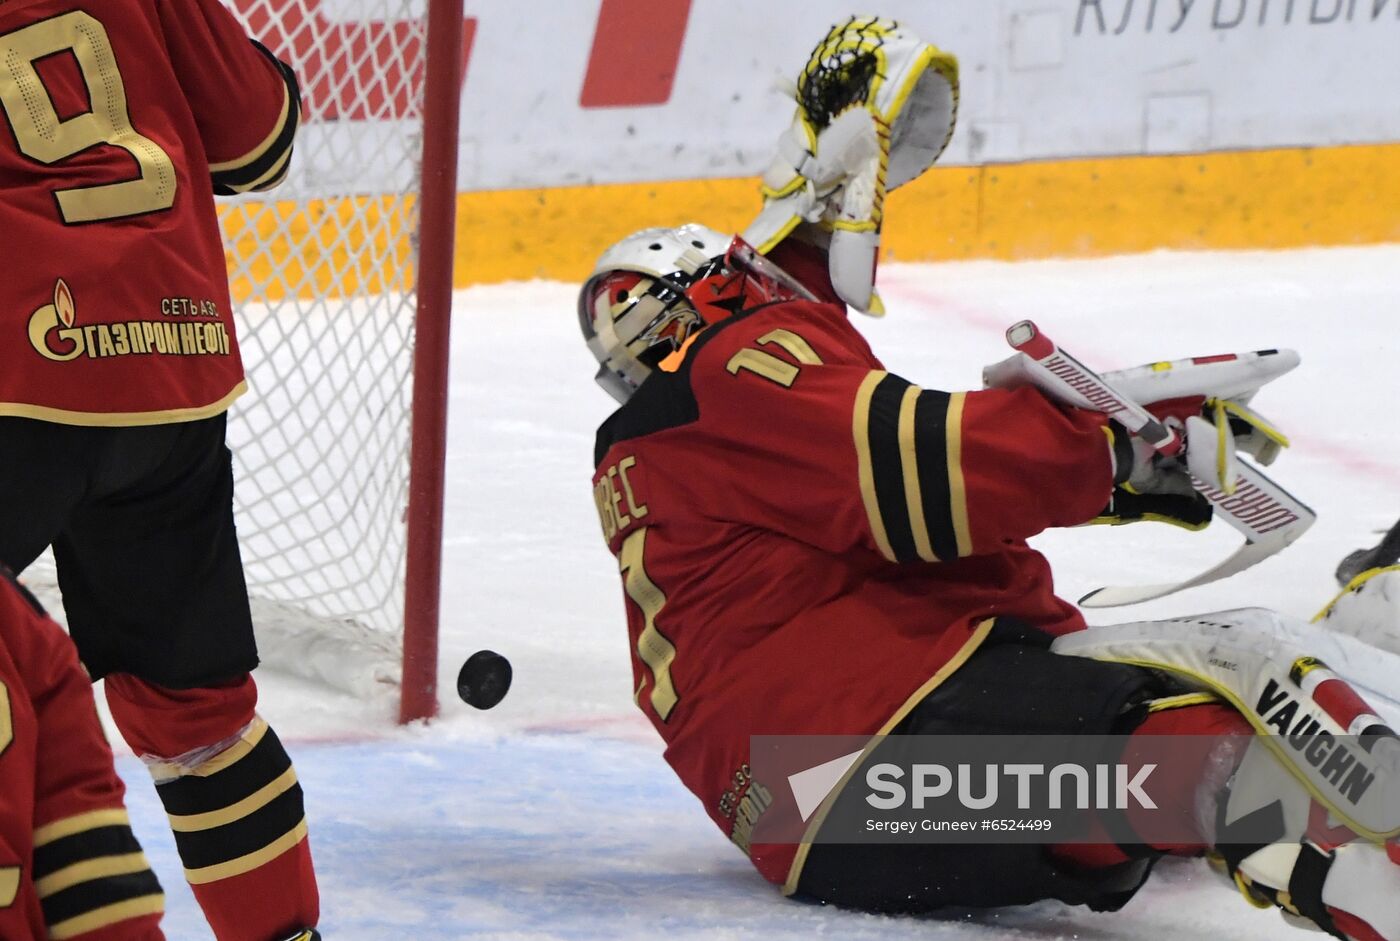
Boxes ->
[221,0,463,722]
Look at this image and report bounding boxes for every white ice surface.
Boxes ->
[94,245,1400,939]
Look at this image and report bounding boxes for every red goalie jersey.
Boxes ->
[0,0,298,424]
[591,245,1121,889]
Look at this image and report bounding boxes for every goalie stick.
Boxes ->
[999,320,1315,607]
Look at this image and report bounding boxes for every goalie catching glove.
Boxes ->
[742,16,958,314]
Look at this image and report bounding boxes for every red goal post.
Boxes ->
[401,0,465,722]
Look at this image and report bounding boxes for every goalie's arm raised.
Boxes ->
[744,16,959,314]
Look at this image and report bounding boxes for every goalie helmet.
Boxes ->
[579,224,816,403]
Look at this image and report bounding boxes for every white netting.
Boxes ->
[218,0,432,696]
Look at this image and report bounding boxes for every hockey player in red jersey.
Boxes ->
[0,1,315,939]
[0,568,165,941]
[581,17,1400,940]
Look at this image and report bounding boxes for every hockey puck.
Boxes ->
[457,650,512,710]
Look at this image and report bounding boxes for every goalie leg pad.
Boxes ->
[1052,609,1400,842]
[1217,737,1400,940]
[1316,566,1400,658]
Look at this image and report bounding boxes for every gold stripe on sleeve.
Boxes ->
[231,147,295,195]
[945,392,973,558]
[852,371,896,562]
[35,852,153,899]
[897,383,937,562]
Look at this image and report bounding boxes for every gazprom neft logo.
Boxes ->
[864,762,1157,811]
[28,278,232,363]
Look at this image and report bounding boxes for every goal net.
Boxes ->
[219,0,457,716]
